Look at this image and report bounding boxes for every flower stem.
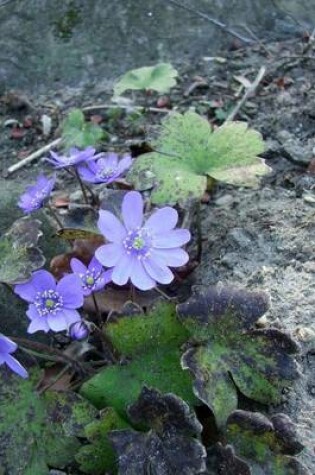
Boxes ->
[92,292,102,327]
[155,286,172,301]
[10,336,80,367]
[195,201,203,263]
[74,167,89,204]
[91,323,119,364]
[46,203,64,229]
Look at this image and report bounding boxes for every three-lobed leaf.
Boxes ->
[177,284,299,428]
[214,410,310,475]
[108,386,207,475]
[128,111,268,204]
[113,63,178,97]
[61,108,104,150]
[80,302,196,415]
[0,369,97,475]
[0,217,45,284]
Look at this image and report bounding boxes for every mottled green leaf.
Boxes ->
[113,63,178,97]
[76,407,130,474]
[80,302,196,414]
[62,108,104,149]
[128,111,268,204]
[0,217,45,284]
[0,369,97,475]
[108,386,207,475]
[177,284,299,427]
[222,410,309,474]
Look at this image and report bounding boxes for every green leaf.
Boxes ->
[128,111,268,204]
[76,407,130,474]
[80,302,196,415]
[113,63,178,97]
[0,217,45,284]
[108,386,207,475]
[218,410,309,474]
[61,108,104,150]
[0,370,98,475]
[177,284,299,428]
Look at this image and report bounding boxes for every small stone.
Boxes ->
[215,194,234,206]
[303,193,315,205]
[256,315,269,328]
[293,327,315,343]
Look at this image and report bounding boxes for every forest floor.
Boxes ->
[0,35,315,472]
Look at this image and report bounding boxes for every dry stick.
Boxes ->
[92,292,103,327]
[46,202,64,229]
[82,104,170,114]
[164,0,254,45]
[37,364,72,395]
[6,138,62,176]
[225,66,266,122]
[11,336,81,367]
[74,167,89,204]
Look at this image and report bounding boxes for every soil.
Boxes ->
[1,35,315,472]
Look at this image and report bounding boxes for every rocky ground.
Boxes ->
[0,35,315,472]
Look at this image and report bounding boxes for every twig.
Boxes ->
[11,336,81,367]
[82,104,170,114]
[46,202,64,229]
[225,66,266,122]
[164,0,254,45]
[6,137,62,176]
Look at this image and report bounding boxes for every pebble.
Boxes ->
[214,194,234,206]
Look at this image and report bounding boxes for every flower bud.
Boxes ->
[69,321,89,341]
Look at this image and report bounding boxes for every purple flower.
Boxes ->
[46,146,97,168]
[18,174,56,214]
[14,270,84,334]
[70,256,112,296]
[69,321,90,341]
[0,334,28,378]
[95,191,191,291]
[77,152,132,185]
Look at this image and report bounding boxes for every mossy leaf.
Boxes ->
[113,63,178,97]
[177,284,299,427]
[214,410,310,474]
[0,217,45,284]
[108,386,207,475]
[0,369,98,475]
[62,108,104,149]
[80,302,196,415]
[128,111,268,204]
[76,407,130,474]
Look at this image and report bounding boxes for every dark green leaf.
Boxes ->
[80,302,196,415]
[222,410,310,474]
[0,217,45,284]
[177,284,299,427]
[0,369,97,475]
[108,386,207,475]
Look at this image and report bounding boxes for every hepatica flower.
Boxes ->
[69,320,90,341]
[0,334,28,378]
[18,173,56,213]
[70,256,112,296]
[14,270,84,333]
[95,191,191,290]
[47,146,97,168]
[77,152,132,185]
